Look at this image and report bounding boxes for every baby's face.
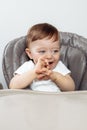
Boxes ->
[26,38,60,70]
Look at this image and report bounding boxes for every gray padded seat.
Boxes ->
[2,32,87,90]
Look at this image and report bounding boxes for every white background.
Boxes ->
[0,0,87,88]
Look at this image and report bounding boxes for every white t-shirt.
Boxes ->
[14,60,71,92]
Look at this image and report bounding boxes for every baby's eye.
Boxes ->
[38,50,46,54]
[53,49,59,53]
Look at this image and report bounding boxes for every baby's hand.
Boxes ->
[35,56,49,71]
[35,67,52,80]
[34,56,52,80]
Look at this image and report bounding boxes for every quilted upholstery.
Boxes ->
[2,32,87,90]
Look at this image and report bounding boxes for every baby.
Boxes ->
[9,23,75,92]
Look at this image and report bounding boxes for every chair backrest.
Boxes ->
[2,32,87,90]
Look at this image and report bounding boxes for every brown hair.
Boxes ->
[26,23,60,47]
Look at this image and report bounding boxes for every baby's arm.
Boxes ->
[9,58,47,89]
[9,69,37,89]
[47,71,75,91]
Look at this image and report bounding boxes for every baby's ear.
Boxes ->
[25,48,33,59]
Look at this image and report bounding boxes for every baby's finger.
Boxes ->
[37,74,45,80]
[35,69,42,74]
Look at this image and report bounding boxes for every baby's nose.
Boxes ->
[46,51,53,59]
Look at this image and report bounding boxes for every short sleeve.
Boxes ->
[53,61,71,76]
[14,60,35,75]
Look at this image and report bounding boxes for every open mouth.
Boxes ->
[45,61,54,68]
[48,61,53,65]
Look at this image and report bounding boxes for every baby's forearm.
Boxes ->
[9,70,37,89]
[49,71,75,91]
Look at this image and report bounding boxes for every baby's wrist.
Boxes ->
[50,71,57,82]
[33,69,38,78]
